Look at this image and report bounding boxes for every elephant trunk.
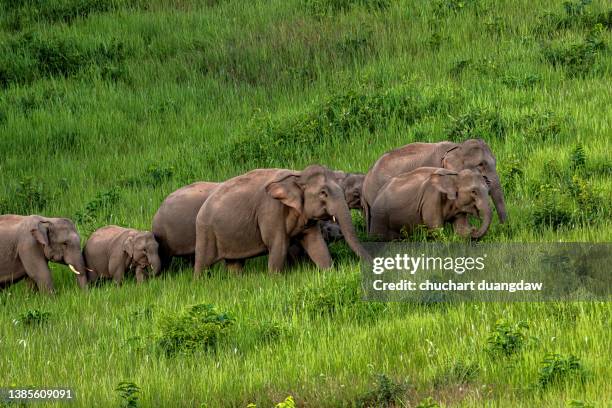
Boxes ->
[471,198,492,239]
[489,175,507,223]
[330,199,372,263]
[148,253,162,277]
[65,252,88,289]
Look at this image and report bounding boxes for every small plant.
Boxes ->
[531,184,573,230]
[416,397,441,408]
[74,187,121,233]
[275,395,296,408]
[567,399,594,408]
[433,360,479,388]
[155,303,234,357]
[249,320,287,343]
[116,381,141,408]
[446,108,506,141]
[14,309,51,326]
[486,318,529,356]
[356,373,406,407]
[537,353,588,389]
[2,177,50,215]
[569,144,587,171]
[123,164,175,188]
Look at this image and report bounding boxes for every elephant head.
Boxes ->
[430,169,492,239]
[31,218,88,288]
[266,165,371,262]
[442,139,507,223]
[124,231,161,277]
[340,173,365,210]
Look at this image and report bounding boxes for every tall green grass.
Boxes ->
[0,0,610,406]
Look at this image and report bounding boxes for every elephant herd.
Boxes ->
[0,138,506,293]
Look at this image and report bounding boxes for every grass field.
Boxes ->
[0,0,611,406]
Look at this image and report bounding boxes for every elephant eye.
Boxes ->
[471,190,477,195]
[319,188,329,199]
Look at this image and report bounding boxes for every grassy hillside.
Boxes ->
[0,0,610,406]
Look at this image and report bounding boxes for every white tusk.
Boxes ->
[68,264,81,275]
[332,216,337,223]
[86,267,94,273]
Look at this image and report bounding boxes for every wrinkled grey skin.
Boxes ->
[152,182,219,267]
[362,139,506,231]
[370,167,492,240]
[333,171,366,210]
[194,165,372,275]
[84,226,161,284]
[0,215,87,293]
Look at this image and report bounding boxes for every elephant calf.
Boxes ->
[0,215,87,293]
[370,167,492,241]
[84,226,161,284]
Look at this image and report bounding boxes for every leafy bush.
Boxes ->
[486,319,529,356]
[304,0,389,17]
[122,165,174,188]
[0,176,50,215]
[155,303,234,357]
[536,0,610,35]
[537,354,588,389]
[518,109,569,141]
[433,0,483,18]
[446,108,506,141]
[542,23,607,77]
[74,187,121,233]
[248,319,288,344]
[116,381,140,408]
[275,395,296,408]
[355,373,406,408]
[531,184,574,230]
[14,309,51,326]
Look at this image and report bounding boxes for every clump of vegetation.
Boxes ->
[446,108,506,141]
[536,0,610,36]
[486,319,529,356]
[415,397,441,408]
[518,109,569,142]
[542,23,607,77]
[122,164,174,188]
[355,373,406,408]
[433,0,483,18]
[154,303,234,357]
[14,309,51,326]
[275,395,296,408]
[537,354,588,389]
[567,399,595,408]
[247,319,288,344]
[500,73,541,88]
[0,176,50,215]
[499,155,524,193]
[116,381,141,408]
[74,187,121,233]
[433,360,479,388]
[0,32,130,87]
[229,85,436,167]
[531,183,574,230]
[304,0,389,17]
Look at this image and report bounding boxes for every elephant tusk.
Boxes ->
[332,216,337,223]
[68,264,81,275]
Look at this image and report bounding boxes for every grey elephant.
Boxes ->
[0,215,87,293]
[194,165,372,275]
[362,139,506,231]
[370,167,492,240]
[152,181,219,267]
[332,171,365,210]
[84,226,161,284]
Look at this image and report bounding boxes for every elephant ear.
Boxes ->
[31,221,50,246]
[441,145,463,170]
[430,171,458,200]
[124,235,135,259]
[266,174,303,214]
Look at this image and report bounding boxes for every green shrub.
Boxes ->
[304,0,389,18]
[446,108,506,141]
[355,373,406,408]
[567,399,595,408]
[275,395,296,408]
[155,303,234,357]
[531,184,574,230]
[486,319,529,356]
[74,187,121,233]
[14,309,51,326]
[542,23,607,77]
[0,176,50,215]
[116,381,140,408]
[433,0,483,18]
[433,360,479,388]
[537,353,588,389]
[122,164,174,188]
[248,319,288,344]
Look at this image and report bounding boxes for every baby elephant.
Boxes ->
[370,167,492,240]
[84,226,161,284]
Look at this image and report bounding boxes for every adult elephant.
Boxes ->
[84,226,161,284]
[362,139,507,231]
[194,165,372,275]
[370,168,492,240]
[0,215,87,293]
[152,182,219,267]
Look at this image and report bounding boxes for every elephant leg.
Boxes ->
[108,256,127,285]
[194,230,217,278]
[225,260,244,273]
[370,211,391,241]
[453,214,471,237]
[267,235,289,273]
[300,228,332,269]
[21,254,54,294]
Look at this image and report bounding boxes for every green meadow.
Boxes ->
[0,0,610,406]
